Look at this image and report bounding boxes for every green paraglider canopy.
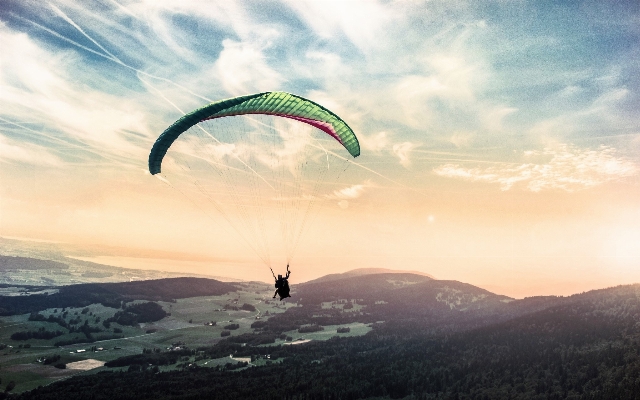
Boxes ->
[149,91,360,175]
[147,91,360,269]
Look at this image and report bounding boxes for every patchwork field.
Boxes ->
[0,281,370,393]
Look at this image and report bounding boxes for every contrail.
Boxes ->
[106,0,140,20]
[18,14,213,103]
[18,16,117,61]
[411,149,495,157]
[0,121,40,125]
[0,116,136,169]
[138,76,188,119]
[414,157,521,165]
[48,3,124,64]
[572,132,640,141]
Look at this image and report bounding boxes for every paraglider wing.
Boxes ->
[148,91,360,175]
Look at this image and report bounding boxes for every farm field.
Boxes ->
[0,281,370,393]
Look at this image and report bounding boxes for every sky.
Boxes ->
[1,0,639,298]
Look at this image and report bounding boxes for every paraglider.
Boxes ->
[148,91,360,295]
[272,264,291,300]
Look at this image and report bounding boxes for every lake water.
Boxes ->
[67,255,264,282]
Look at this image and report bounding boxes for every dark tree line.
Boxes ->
[105,302,168,326]
[10,328,63,341]
[0,278,238,315]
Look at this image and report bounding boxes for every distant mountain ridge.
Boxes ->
[283,272,519,333]
[0,255,69,270]
[0,245,235,285]
[303,268,434,285]
[297,271,506,303]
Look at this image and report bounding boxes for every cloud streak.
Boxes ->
[328,181,370,200]
[434,144,637,192]
[0,134,62,166]
[393,142,419,168]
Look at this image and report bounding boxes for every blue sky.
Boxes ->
[1,0,639,297]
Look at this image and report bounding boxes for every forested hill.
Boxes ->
[295,272,434,303]
[0,277,238,315]
[85,277,238,300]
[304,268,434,284]
[16,283,640,399]
[272,273,524,335]
[295,272,510,307]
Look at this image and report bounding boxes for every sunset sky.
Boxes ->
[1,0,639,298]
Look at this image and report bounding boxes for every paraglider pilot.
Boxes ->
[273,264,291,300]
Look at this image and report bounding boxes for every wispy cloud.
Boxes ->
[434,144,638,192]
[360,131,390,153]
[327,181,371,210]
[0,134,62,166]
[392,142,419,168]
[328,181,370,200]
[283,0,395,53]
[0,23,153,168]
[215,39,284,95]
